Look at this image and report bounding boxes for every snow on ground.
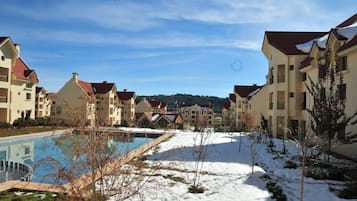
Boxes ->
[108,128,354,201]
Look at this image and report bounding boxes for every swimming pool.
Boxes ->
[0,131,153,184]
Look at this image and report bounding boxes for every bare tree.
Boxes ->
[189,114,212,193]
[305,56,357,161]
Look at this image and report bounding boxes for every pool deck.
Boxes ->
[0,130,173,198]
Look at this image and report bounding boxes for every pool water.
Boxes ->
[0,132,153,184]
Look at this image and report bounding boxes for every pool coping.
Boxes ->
[0,129,71,142]
[0,131,174,198]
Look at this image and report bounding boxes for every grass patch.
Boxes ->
[0,127,67,138]
[0,190,66,201]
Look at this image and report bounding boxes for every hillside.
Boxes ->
[137,94,228,113]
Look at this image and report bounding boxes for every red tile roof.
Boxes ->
[148,99,167,108]
[117,91,135,101]
[91,82,115,94]
[78,80,94,96]
[36,86,45,94]
[336,13,357,28]
[234,85,261,98]
[229,93,236,103]
[338,33,357,53]
[300,56,314,69]
[12,58,35,80]
[265,31,327,55]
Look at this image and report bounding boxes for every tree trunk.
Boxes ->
[300,144,305,201]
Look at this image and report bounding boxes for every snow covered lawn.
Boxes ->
[108,129,354,201]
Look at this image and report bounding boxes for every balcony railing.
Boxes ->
[0,95,7,103]
[0,75,8,82]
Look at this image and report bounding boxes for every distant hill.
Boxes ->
[137,94,228,113]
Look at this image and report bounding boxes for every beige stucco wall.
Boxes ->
[249,85,268,129]
[121,97,136,125]
[135,99,152,113]
[9,80,36,123]
[56,76,95,126]
[180,104,213,126]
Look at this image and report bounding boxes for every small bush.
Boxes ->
[0,122,11,129]
[188,185,205,194]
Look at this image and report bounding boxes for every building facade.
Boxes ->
[117,90,136,126]
[0,37,38,123]
[179,104,213,128]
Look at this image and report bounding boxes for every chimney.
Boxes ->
[103,81,107,84]
[14,44,20,57]
[123,89,127,92]
[72,72,78,83]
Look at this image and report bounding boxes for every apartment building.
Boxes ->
[179,104,213,128]
[92,81,121,126]
[234,85,261,130]
[56,73,122,126]
[221,101,231,127]
[0,37,38,123]
[262,31,327,137]
[259,14,357,159]
[35,87,52,118]
[117,90,136,126]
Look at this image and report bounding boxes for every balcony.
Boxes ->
[277,101,285,110]
[0,67,9,82]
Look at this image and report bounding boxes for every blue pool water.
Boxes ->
[0,132,153,184]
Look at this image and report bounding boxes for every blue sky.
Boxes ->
[0,0,356,97]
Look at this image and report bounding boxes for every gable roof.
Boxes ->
[12,57,37,81]
[338,33,357,53]
[336,13,357,28]
[36,86,45,94]
[78,80,95,96]
[135,112,152,121]
[117,91,135,101]
[264,31,327,55]
[91,82,115,94]
[234,85,261,98]
[300,56,314,69]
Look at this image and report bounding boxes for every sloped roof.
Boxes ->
[135,112,152,121]
[222,101,230,109]
[229,93,236,103]
[91,82,115,94]
[117,91,135,101]
[300,56,314,69]
[78,80,94,96]
[265,31,327,55]
[336,13,357,28]
[338,33,357,53]
[234,85,261,98]
[0,37,9,45]
[147,99,167,108]
[36,87,45,93]
[12,57,35,81]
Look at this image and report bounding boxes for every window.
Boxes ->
[1,56,4,61]
[26,83,32,89]
[338,84,346,100]
[277,65,285,83]
[277,91,285,109]
[289,92,294,98]
[302,72,307,81]
[26,93,31,100]
[24,146,31,155]
[269,67,274,84]
[336,56,347,72]
[269,92,273,109]
[277,116,285,137]
[289,65,294,70]
[302,92,306,110]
